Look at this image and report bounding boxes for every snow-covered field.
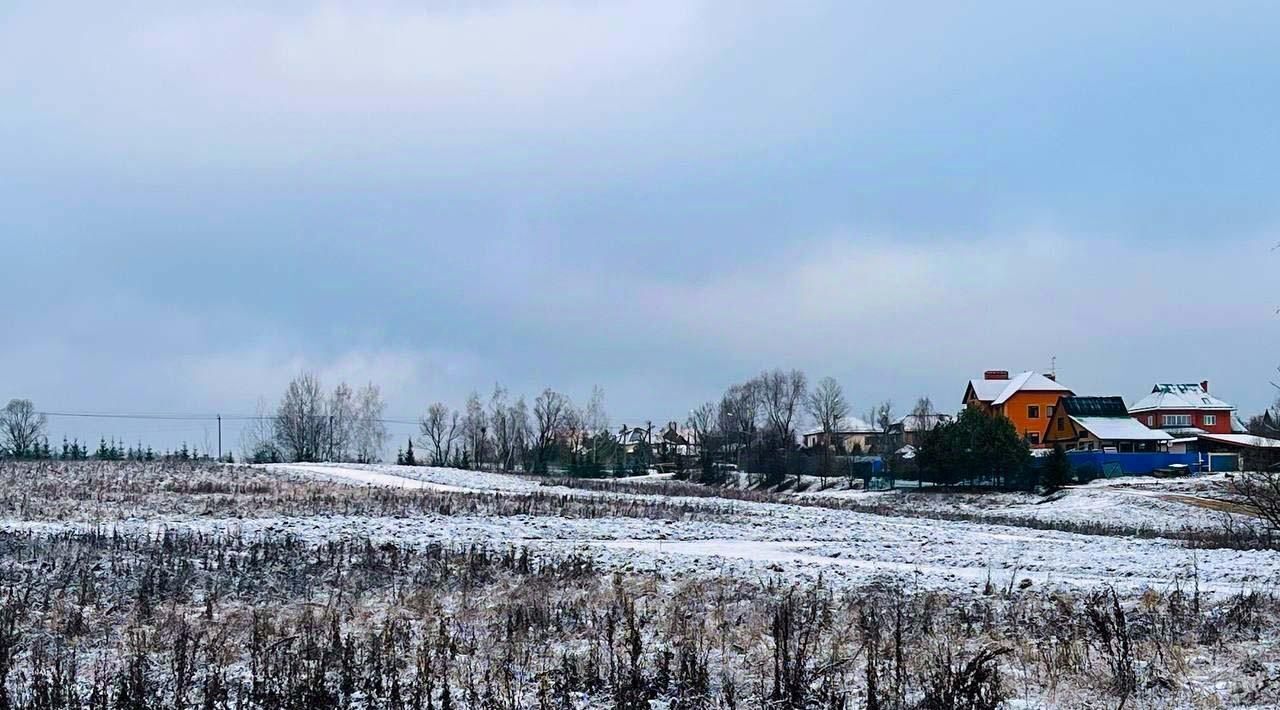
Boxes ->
[3,459,1278,708]
[802,474,1250,534]
[258,463,1278,598]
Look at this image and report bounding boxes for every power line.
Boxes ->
[37,411,420,426]
[36,410,666,427]
[38,411,220,421]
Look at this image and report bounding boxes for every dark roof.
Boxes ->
[1060,396,1129,418]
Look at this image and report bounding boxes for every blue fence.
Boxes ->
[854,456,884,475]
[1065,451,1200,477]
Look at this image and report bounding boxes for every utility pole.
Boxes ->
[217,414,222,461]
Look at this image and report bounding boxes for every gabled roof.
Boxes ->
[803,416,878,437]
[1195,433,1280,449]
[966,379,1009,403]
[892,413,953,432]
[1069,416,1174,442]
[966,371,1070,406]
[1060,396,1129,418]
[1129,383,1234,413]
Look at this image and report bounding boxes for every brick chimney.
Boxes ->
[984,370,1010,380]
[1200,380,1209,393]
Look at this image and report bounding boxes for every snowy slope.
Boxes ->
[243,463,1280,598]
[803,474,1248,532]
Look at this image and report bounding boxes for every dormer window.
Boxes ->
[1203,414,1217,426]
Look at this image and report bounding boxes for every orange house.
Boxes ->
[962,370,1073,447]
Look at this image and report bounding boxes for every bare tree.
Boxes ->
[871,401,896,453]
[0,399,46,458]
[328,382,356,462]
[583,385,609,436]
[910,397,936,424]
[533,388,573,474]
[489,385,514,471]
[759,369,808,446]
[687,402,715,448]
[420,403,460,467]
[719,381,760,442]
[715,382,761,470]
[581,385,609,466]
[687,401,717,477]
[353,383,388,463]
[908,396,940,445]
[805,377,850,450]
[511,395,532,470]
[240,397,281,463]
[274,373,328,462]
[462,391,488,469]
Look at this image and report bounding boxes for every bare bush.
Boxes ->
[1231,470,1280,543]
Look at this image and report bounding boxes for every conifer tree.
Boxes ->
[1044,444,1071,492]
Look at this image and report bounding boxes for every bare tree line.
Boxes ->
[214,375,606,471]
[414,385,591,473]
[243,373,389,464]
[685,369,906,485]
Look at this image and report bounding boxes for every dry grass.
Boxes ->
[0,461,1275,707]
[0,526,1273,708]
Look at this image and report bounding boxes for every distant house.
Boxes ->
[656,422,692,456]
[963,370,1073,447]
[1128,382,1241,435]
[886,412,953,449]
[802,416,878,453]
[618,422,694,457]
[1043,396,1173,452]
[1256,410,1277,436]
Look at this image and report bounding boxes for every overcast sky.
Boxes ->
[2,1,1279,452]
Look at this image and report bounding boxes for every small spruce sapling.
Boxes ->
[1044,444,1071,492]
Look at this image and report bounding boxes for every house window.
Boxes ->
[1026,432,1040,445]
[1203,414,1217,426]
[1056,417,1065,431]
[1147,416,1153,426]
[1162,414,1192,427]
[1027,405,1040,419]
[1047,405,1055,418]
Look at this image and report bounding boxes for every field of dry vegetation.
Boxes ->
[0,460,1277,709]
